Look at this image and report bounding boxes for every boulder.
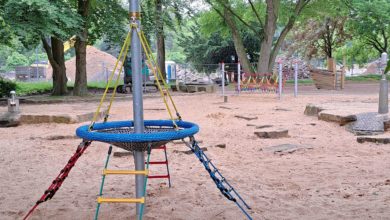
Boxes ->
[304,104,324,116]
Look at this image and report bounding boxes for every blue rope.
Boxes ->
[76,120,199,143]
[186,137,253,220]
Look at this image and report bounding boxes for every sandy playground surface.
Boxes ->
[1,84,390,220]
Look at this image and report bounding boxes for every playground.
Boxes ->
[1,83,390,219]
[1,0,390,219]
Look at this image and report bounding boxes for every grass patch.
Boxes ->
[15,81,125,96]
[346,74,389,82]
[87,81,122,89]
[285,79,314,85]
[16,81,53,96]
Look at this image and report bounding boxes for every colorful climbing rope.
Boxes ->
[23,141,91,220]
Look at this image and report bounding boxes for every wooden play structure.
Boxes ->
[310,58,345,90]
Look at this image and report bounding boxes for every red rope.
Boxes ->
[23,141,91,220]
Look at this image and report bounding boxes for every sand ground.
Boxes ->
[1,84,390,220]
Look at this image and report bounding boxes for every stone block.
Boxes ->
[304,104,324,116]
[254,129,289,139]
[0,112,20,127]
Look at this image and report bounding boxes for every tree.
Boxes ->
[5,52,29,71]
[206,0,312,73]
[141,0,191,79]
[3,0,81,95]
[287,0,351,62]
[346,0,390,55]
[73,0,91,96]
[73,0,127,96]
[178,15,260,69]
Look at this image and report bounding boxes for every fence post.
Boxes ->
[278,60,283,100]
[237,61,241,94]
[221,62,227,102]
[294,61,298,97]
[378,52,388,114]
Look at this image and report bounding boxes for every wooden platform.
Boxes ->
[310,69,344,90]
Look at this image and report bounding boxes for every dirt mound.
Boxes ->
[47,46,122,82]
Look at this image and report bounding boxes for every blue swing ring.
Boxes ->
[76,120,199,151]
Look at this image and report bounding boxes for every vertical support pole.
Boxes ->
[237,61,241,94]
[129,0,145,218]
[184,64,187,85]
[35,47,39,80]
[221,62,227,102]
[278,61,283,100]
[379,52,388,114]
[221,62,225,97]
[294,61,298,98]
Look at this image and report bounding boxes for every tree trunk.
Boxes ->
[74,0,90,96]
[156,0,166,80]
[223,7,254,74]
[257,0,279,73]
[51,38,68,95]
[42,37,68,96]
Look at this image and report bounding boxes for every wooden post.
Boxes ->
[328,58,337,89]
[341,55,346,89]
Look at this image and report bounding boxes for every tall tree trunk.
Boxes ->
[156,0,166,80]
[42,37,68,96]
[257,0,279,74]
[74,0,90,96]
[257,0,308,73]
[223,7,254,74]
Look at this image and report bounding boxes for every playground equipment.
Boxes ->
[23,0,252,219]
[220,62,292,98]
[310,57,345,90]
[310,68,345,90]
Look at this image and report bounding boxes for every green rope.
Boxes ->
[139,144,152,220]
[94,146,113,220]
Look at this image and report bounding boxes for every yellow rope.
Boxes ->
[89,31,132,129]
[104,30,132,121]
[89,24,182,129]
[139,31,181,120]
[135,29,177,126]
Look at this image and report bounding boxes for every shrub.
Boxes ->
[0,77,17,98]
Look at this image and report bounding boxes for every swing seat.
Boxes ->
[76,120,199,151]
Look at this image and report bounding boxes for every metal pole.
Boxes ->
[237,61,241,94]
[379,52,388,114]
[35,47,39,80]
[278,61,283,100]
[294,61,298,97]
[129,0,145,218]
[221,62,227,102]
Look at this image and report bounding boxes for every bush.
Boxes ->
[0,77,17,98]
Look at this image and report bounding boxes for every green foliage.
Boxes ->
[88,0,128,45]
[15,81,52,95]
[346,74,390,81]
[346,0,390,54]
[385,60,390,75]
[167,51,186,63]
[0,77,17,97]
[3,0,82,46]
[4,52,29,71]
[333,40,378,66]
[178,14,260,68]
